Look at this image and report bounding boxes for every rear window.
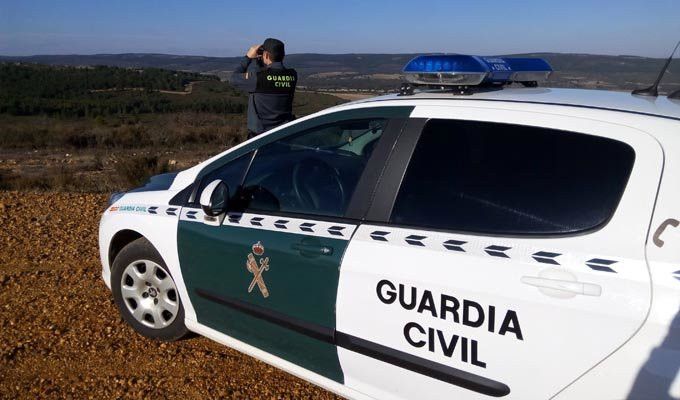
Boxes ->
[390,119,635,235]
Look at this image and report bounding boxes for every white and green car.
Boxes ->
[100,76,680,398]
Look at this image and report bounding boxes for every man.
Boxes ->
[230,38,297,139]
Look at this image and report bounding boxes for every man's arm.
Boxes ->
[229,45,262,93]
[233,56,251,74]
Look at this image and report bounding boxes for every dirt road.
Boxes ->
[0,191,340,399]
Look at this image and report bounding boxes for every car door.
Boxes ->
[176,106,412,383]
[335,109,663,399]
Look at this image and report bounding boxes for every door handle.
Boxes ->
[291,243,333,256]
[521,276,602,297]
[653,218,679,248]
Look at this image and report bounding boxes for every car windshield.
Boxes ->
[282,119,385,152]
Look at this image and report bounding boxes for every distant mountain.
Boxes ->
[0,53,241,74]
[2,52,679,94]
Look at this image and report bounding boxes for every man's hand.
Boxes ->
[247,44,262,59]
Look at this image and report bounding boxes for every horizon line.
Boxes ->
[0,51,663,59]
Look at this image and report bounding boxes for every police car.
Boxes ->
[99,55,680,399]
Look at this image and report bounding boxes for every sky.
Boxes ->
[1,0,679,58]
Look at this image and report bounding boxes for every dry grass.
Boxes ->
[115,155,174,187]
[0,91,346,193]
[0,113,248,150]
[0,112,247,192]
[0,166,78,191]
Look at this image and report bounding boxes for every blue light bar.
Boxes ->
[403,55,487,73]
[402,54,552,86]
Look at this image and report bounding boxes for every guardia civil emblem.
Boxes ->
[246,241,270,298]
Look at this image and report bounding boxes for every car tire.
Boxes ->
[111,237,188,341]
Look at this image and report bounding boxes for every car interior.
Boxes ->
[237,119,386,217]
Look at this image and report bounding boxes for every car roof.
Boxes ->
[352,88,680,121]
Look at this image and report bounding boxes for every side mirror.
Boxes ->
[200,180,230,217]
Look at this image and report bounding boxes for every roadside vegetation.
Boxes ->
[0,63,345,192]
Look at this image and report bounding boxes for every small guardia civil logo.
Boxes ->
[246,241,270,298]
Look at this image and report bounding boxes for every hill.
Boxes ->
[0,63,242,117]
[1,52,679,93]
[0,63,343,118]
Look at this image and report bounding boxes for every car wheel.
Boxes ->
[111,237,188,341]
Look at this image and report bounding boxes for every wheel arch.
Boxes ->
[108,229,144,267]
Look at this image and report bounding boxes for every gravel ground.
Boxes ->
[0,191,340,399]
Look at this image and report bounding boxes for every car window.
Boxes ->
[390,119,635,235]
[239,119,386,217]
[196,151,253,203]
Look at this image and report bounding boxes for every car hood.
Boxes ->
[128,171,181,193]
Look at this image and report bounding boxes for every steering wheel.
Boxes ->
[292,158,345,213]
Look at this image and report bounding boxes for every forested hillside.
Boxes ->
[0,63,247,117]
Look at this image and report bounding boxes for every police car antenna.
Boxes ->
[631,40,680,97]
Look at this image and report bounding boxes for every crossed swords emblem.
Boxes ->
[246,242,270,298]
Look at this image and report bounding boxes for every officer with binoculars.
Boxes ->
[230,38,298,139]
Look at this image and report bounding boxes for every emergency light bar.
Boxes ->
[402,55,552,87]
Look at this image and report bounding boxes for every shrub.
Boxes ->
[115,155,174,188]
